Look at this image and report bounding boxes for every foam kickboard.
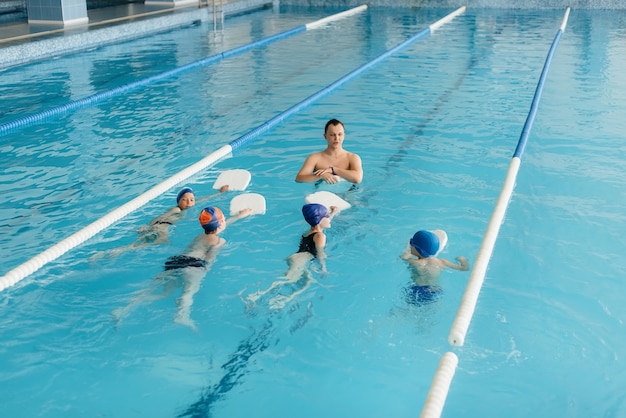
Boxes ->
[431,229,448,256]
[230,193,266,216]
[305,191,351,210]
[213,169,251,191]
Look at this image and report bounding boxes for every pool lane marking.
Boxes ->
[447,6,570,349]
[0,6,465,292]
[0,5,368,137]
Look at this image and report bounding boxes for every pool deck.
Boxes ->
[0,0,272,70]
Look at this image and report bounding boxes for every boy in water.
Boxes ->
[401,229,469,305]
[246,203,339,309]
[113,205,251,330]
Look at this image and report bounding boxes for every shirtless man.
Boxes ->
[295,119,363,185]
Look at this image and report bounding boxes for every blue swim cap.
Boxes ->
[176,187,194,204]
[409,230,440,258]
[302,203,329,226]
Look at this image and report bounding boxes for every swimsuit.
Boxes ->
[153,220,173,226]
[164,255,207,271]
[298,232,318,257]
[403,284,442,306]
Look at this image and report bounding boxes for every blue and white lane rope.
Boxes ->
[0,5,367,137]
[447,7,571,348]
[420,352,459,418]
[418,9,571,418]
[0,5,466,292]
[229,5,467,151]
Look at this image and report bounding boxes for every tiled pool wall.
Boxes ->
[4,0,624,11]
[0,0,274,70]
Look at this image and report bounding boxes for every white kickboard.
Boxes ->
[431,229,448,256]
[305,191,351,211]
[315,177,354,193]
[230,193,266,216]
[213,169,251,191]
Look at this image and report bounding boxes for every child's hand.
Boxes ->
[238,208,253,217]
[456,256,469,270]
[219,185,229,193]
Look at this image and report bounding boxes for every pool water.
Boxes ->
[1,6,626,418]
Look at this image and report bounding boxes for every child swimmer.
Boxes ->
[401,229,469,305]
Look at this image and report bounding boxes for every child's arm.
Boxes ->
[226,208,253,225]
[440,256,469,271]
[313,232,328,273]
[196,185,229,204]
[400,244,412,260]
[148,206,182,227]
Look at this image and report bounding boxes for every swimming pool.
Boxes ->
[1,5,626,418]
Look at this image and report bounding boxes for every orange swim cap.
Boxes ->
[199,206,225,232]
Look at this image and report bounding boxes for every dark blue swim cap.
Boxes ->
[409,230,440,258]
[176,187,195,204]
[302,203,329,226]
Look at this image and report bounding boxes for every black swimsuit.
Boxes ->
[298,232,318,257]
[164,255,207,271]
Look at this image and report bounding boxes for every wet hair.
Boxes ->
[324,118,344,134]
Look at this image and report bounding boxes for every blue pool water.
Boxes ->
[1,6,626,418]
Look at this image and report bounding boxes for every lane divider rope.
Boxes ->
[420,352,459,418]
[0,5,368,137]
[447,6,570,348]
[419,8,570,418]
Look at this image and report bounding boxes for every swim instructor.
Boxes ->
[295,118,363,185]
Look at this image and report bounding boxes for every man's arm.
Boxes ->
[295,154,321,183]
[332,153,363,184]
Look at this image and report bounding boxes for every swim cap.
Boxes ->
[176,187,195,204]
[199,206,225,232]
[409,230,440,258]
[302,203,329,226]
